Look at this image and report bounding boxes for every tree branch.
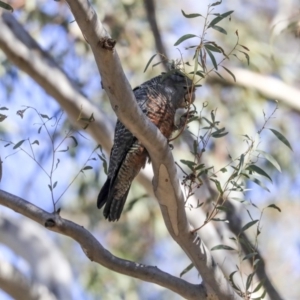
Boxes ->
[208,67,300,112]
[0,189,206,300]
[0,12,111,151]
[0,12,154,197]
[0,213,73,299]
[0,256,57,300]
[64,1,241,299]
[143,0,168,70]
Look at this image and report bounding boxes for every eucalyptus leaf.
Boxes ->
[174,34,197,46]
[181,10,202,18]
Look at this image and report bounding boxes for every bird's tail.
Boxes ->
[97,178,130,221]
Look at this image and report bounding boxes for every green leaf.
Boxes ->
[211,244,235,251]
[202,116,214,126]
[211,179,223,193]
[53,181,57,189]
[211,218,228,222]
[195,70,205,78]
[174,34,197,46]
[180,159,196,170]
[256,150,281,172]
[222,66,236,82]
[192,140,198,155]
[240,220,259,233]
[89,113,95,122]
[269,128,293,151]
[38,126,42,134]
[181,10,202,18]
[220,10,234,18]
[98,154,108,175]
[199,48,206,71]
[214,71,225,80]
[124,194,148,213]
[31,140,39,146]
[0,1,13,11]
[247,164,272,182]
[152,61,162,68]
[210,0,222,7]
[246,272,255,290]
[192,48,200,76]
[260,289,267,299]
[13,140,25,149]
[220,167,227,173]
[242,252,258,261]
[82,166,93,171]
[187,116,198,124]
[238,50,250,65]
[211,131,228,138]
[194,163,205,170]
[0,107,8,110]
[253,259,261,267]
[267,204,281,212]
[229,271,240,291]
[208,10,234,28]
[55,158,60,170]
[16,108,26,119]
[179,262,194,277]
[216,205,229,212]
[230,197,246,203]
[211,110,215,122]
[206,42,228,57]
[187,45,198,49]
[239,44,250,51]
[237,154,245,176]
[144,54,157,73]
[40,114,50,119]
[248,176,270,192]
[48,184,52,191]
[190,70,205,78]
[0,114,7,122]
[232,53,241,61]
[58,146,69,152]
[205,48,218,69]
[69,136,78,147]
[197,166,213,177]
[204,44,221,53]
[252,279,265,293]
[246,209,254,221]
[239,236,254,252]
[211,25,227,34]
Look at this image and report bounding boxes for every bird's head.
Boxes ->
[161,71,196,109]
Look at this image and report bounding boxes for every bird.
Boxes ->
[97,71,194,221]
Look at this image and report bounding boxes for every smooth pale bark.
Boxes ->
[0,213,73,299]
[208,68,300,112]
[0,190,206,300]
[0,257,57,300]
